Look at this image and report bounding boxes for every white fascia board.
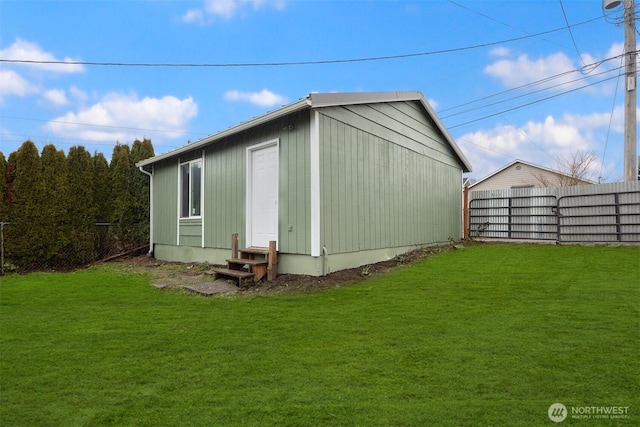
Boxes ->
[417,97,473,173]
[308,91,423,108]
[309,91,473,173]
[137,90,473,173]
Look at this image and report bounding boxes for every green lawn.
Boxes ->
[1,244,638,426]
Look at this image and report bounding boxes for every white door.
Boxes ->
[248,143,278,248]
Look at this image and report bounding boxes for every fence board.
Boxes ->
[468,181,640,243]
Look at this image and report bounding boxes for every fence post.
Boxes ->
[463,186,469,239]
[614,193,622,242]
[1,222,6,276]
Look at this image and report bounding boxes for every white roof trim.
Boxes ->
[137,91,472,172]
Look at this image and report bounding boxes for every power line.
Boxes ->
[0,16,605,69]
[599,54,624,181]
[440,61,625,121]
[448,0,569,50]
[447,74,619,129]
[0,115,205,137]
[0,56,626,150]
[559,0,587,67]
[437,52,630,116]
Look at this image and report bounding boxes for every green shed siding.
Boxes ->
[279,113,311,254]
[318,101,462,254]
[203,138,245,250]
[152,159,178,245]
[179,219,202,247]
[149,110,311,254]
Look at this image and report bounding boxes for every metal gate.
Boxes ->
[469,188,640,243]
[557,191,640,242]
[469,194,558,240]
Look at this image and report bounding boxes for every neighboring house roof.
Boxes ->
[468,159,594,190]
[137,91,472,172]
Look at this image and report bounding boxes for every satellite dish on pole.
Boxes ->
[604,0,622,9]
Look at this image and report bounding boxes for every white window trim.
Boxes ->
[179,158,204,220]
[201,150,205,248]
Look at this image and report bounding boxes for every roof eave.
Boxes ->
[136,97,311,168]
[137,90,473,173]
[308,91,472,173]
[417,96,472,173]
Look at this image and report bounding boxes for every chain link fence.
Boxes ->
[0,222,149,275]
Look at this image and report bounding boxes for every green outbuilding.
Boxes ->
[136,91,472,276]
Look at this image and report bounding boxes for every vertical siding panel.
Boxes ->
[356,129,365,250]
[315,103,465,254]
[340,121,349,252]
[372,136,380,249]
[382,140,391,248]
[322,117,334,252]
[153,160,178,245]
[391,144,399,247]
[281,131,291,250]
[304,115,311,252]
[294,123,302,251]
[361,131,370,250]
[330,119,340,252]
[349,126,358,251]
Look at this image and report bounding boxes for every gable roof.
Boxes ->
[137,91,472,172]
[468,159,594,189]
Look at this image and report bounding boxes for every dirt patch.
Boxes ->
[117,242,469,295]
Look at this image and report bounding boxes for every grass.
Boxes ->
[1,244,638,426]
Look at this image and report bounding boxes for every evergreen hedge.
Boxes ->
[0,139,155,272]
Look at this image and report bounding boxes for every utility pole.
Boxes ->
[623,0,637,182]
[604,0,637,181]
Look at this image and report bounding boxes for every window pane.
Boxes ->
[191,161,202,216]
[180,164,190,218]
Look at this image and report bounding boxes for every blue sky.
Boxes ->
[0,0,636,181]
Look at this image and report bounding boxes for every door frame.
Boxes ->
[245,139,279,248]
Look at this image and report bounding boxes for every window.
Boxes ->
[180,160,202,218]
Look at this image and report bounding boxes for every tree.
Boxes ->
[5,141,46,270]
[110,143,134,244]
[93,152,113,257]
[67,146,96,264]
[93,152,112,223]
[535,150,598,187]
[129,139,154,242]
[0,151,7,222]
[41,144,70,267]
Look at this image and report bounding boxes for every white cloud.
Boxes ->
[224,89,287,107]
[182,0,286,23]
[182,9,205,24]
[45,92,198,142]
[489,47,510,58]
[42,89,68,106]
[564,106,624,134]
[205,0,241,19]
[0,39,84,73]
[0,69,38,99]
[69,86,89,103]
[484,52,575,88]
[457,112,612,181]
